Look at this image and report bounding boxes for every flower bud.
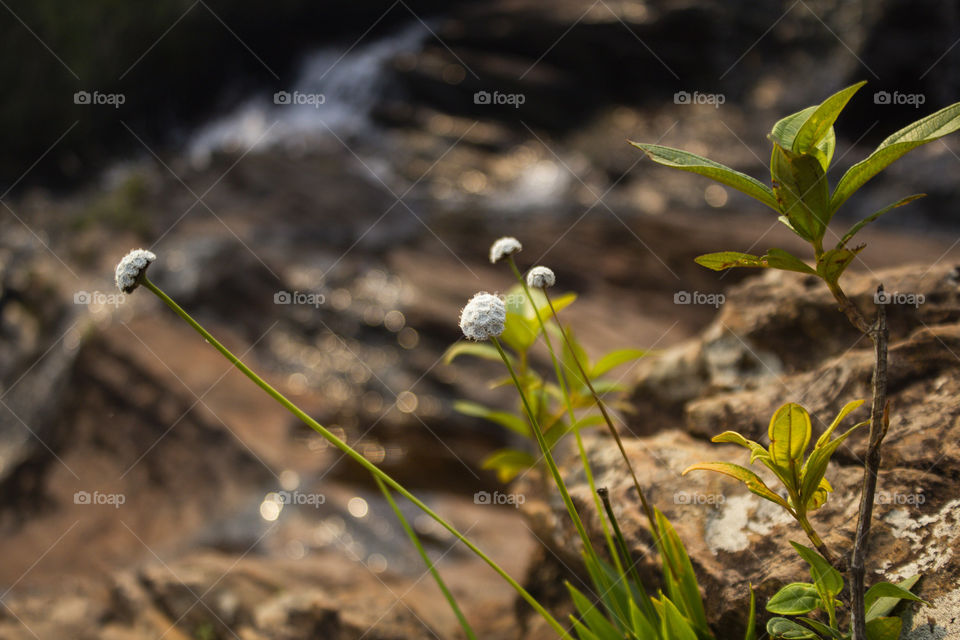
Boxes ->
[526,266,555,289]
[459,292,506,341]
[115,249,156,293]
[489,237,522,264]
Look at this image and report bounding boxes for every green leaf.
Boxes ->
[764,248,818,275]
[571,414,607,430]
[454,401,530,437]
[757,456,799,498]
[770,144,830,241]
[626,595,660,639]
[770,106,817,149]
[793,82,867,160]
[805,477,832,511]
[682,462,791,510]
[798,618,843,639]
[695,251,769,271]
[800,423,862,509]
[567,582,622,639]
[790,542,843,599]
[815,399,866,449]
[543,420,571,450]
[712,431,769,461]
[769,102,840,172]
[766,583,822,615]
[835,194,926,250]
[659,597,699,640]
[831,101,960,214]
[865,617,902,640]
[584,552,657,629]
[443,341,510,366]
[589,380,627,394]
[864,581,929,612]
[655,510,710,636]
[769,403,812,468]
[816,245,865,287]
[766,617,818,639]
[694,249,816,275]
[866,575,922,621]
[561,325,591,389]
[813,128,836,172]
[631,142,779,211]
[480,448,536,483]
[500,309,540,353]
[537,291,576,318]
[570,617,602,640]
[591,348,648,378]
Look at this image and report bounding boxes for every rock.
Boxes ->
[528,262,960,636]
[629,264,960,435]
[0,226,84,517]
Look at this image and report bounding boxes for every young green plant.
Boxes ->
[461,243,715,638]
[526,263,716,637]
[633,81,960,638]
[683,401,866,566]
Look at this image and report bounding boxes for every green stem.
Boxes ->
[490,336,594,561]
[796,509,836,567]
[141,277,570,640]
[597,487,658,624]
[492,334,634,630]
[375,477,477,640]
[543,295,660,538]
[507,258,623,572]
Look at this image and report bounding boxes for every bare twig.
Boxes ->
[846,285,890,640]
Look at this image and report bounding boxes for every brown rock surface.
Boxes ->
[529,262,960,638]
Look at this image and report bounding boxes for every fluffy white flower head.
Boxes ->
[459,292,506,341]
[526,266,555,289]
[115,249,156,293]
[489,237,522,264]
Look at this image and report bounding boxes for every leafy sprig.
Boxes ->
[632,81,960,329]
[683,401,867,565]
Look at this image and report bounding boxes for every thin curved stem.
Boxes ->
[141,277,570,639]
[543,293,659,537]
[507,258,622,571]
[375,477,477,640]
[489,336,594,561]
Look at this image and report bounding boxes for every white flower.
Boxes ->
[459,292,506,341]
[526,266,555,289]
[489,237,522,264]
[115,249,156,293]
